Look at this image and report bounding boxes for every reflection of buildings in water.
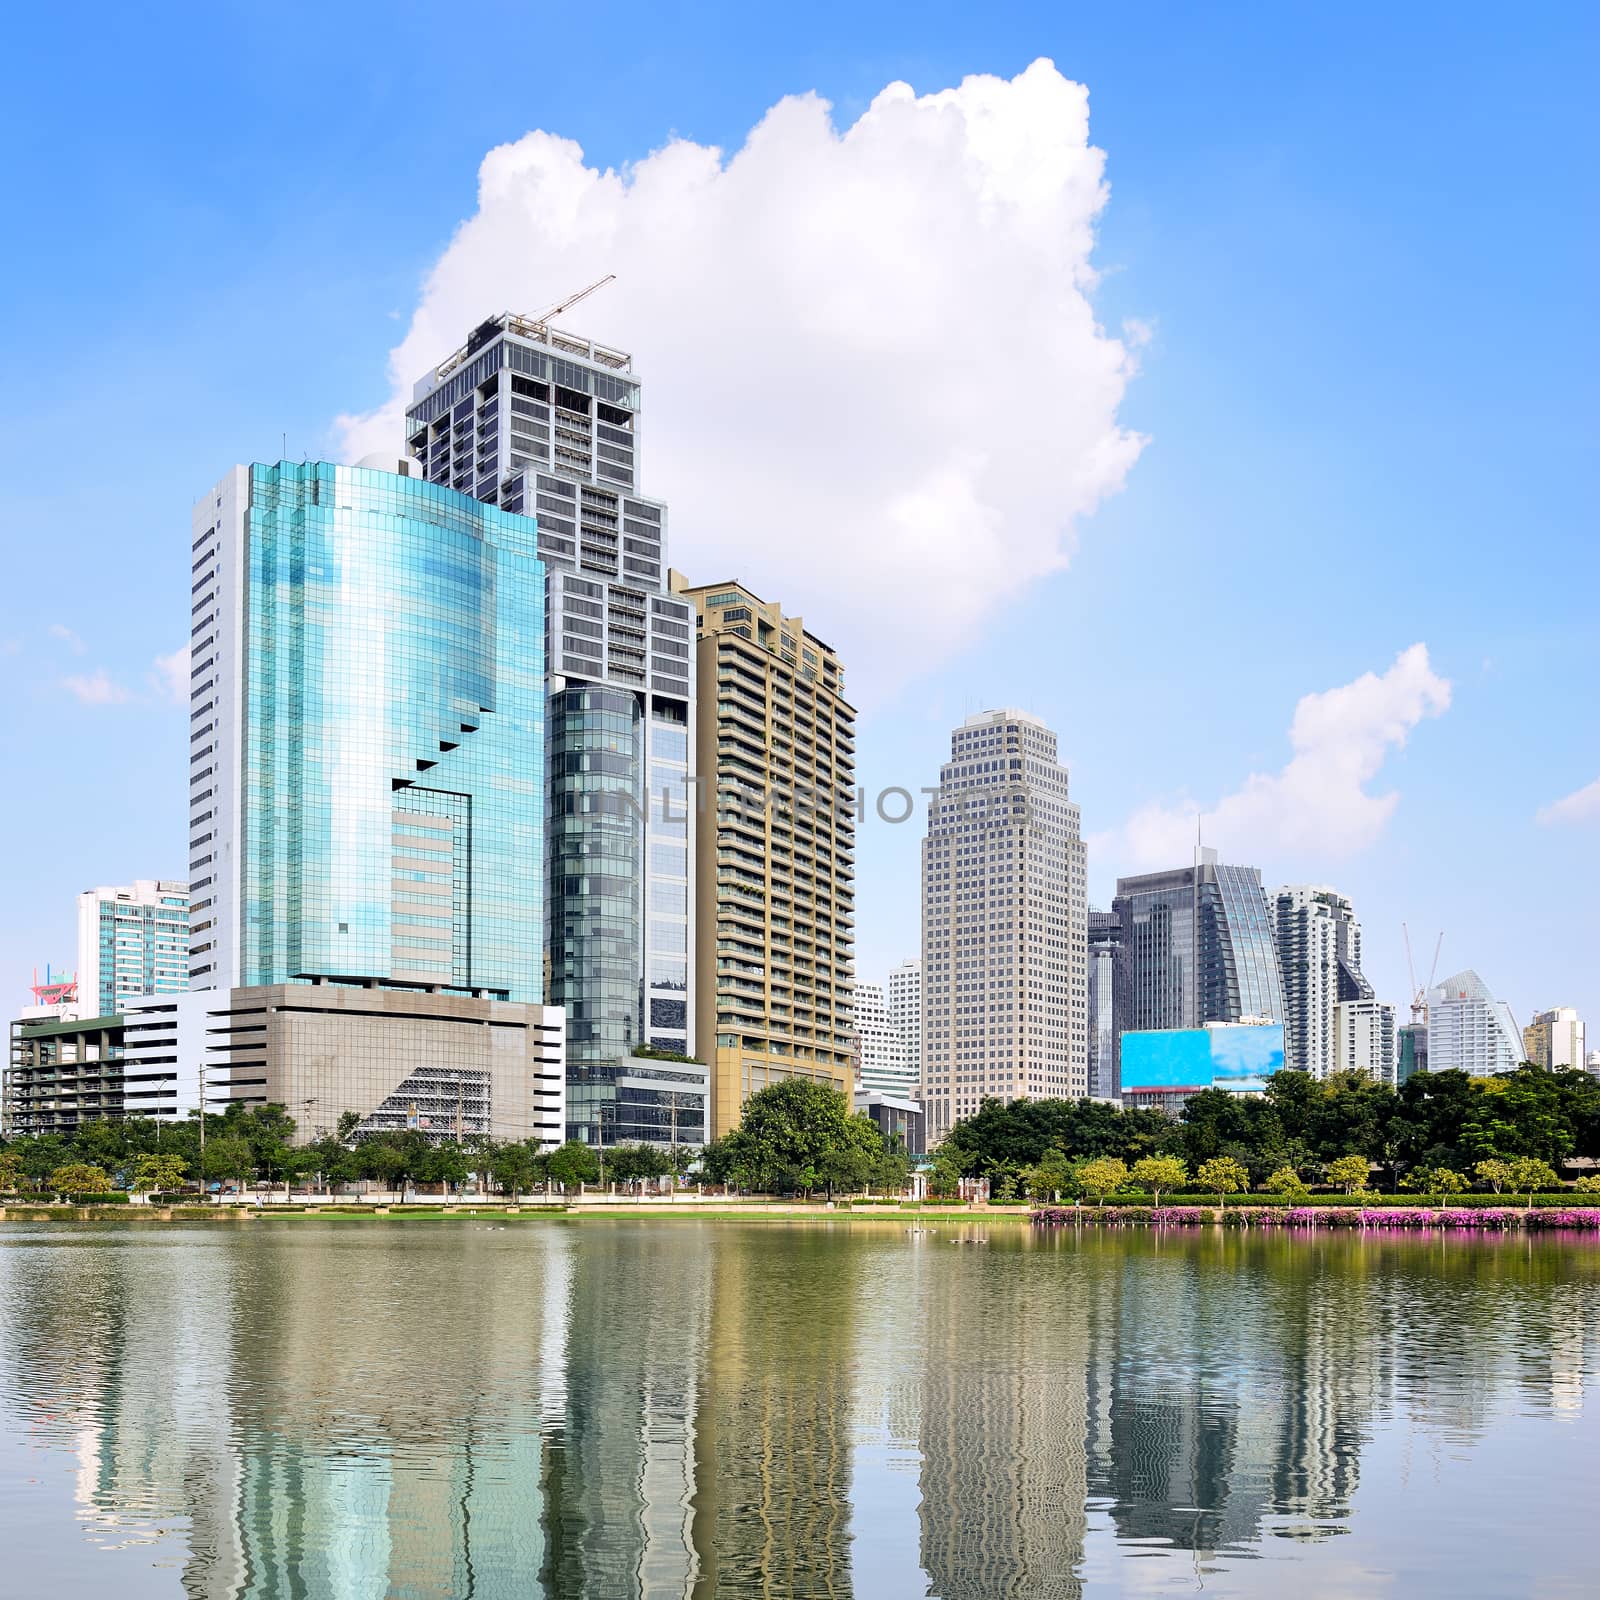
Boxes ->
[1082,1236,1403,1553]
[691,1228,860,1600]
[847,1228,933,1596]
[917,1238,1090,1600]
[182,1228,575,1599]
[540,1224,710,1600]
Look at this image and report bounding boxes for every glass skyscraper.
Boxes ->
[1113,849,1285,1035]
[189,460,546,1002]
[406,313,700,1146]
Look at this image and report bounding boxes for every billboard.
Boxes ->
[1121,1023,1285,1096]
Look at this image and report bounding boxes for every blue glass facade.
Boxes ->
[1202,864,1286,1023]
[241,463,545,1001]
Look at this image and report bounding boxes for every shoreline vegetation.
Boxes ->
[7,1197,1600,1231]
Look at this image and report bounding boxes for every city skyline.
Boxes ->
[3,10,1595,1040]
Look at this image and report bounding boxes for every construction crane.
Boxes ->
[531,273,616,331]
[1402,923,1445,1025]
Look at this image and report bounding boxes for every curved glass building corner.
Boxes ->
[240,462,545,1001]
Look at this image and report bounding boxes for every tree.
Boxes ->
[1130,1156,1188,1207]
[1473,1158,1514,1194]
[48,1162,112,1196]
[1400,1166,1466,1198]
[1262,1165,1308,1198]
[0,1152,26,1194]
[1325,1155,1371,1195]
[1196,1156,1250,1207]
[1508,1155,1559,1206]
[1023,1148,1077,1203]
[489,1141,539,1198]
[130,1153,188,1195]
[545,1141,601,1191]
[203,1137,255,1191]
[927,1142,974,1199]
[1572,1175,1600,1194]
[709,1080,892,1197]
[1077,1156,1129,1206]
[421,1141,471,1195]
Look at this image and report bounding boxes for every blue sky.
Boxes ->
[2,2,1595,1035]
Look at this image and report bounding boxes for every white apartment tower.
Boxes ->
[887,959,922,1093]
[852,980,916,1098]
[920,710,1087,1142]
[76,881,189,1018]
[1272,886,1369,1079]
[1427,970,1525,1076]
[1333,998,1398,1085]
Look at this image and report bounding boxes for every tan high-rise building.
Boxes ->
[921,710,1087,1143]
[670,575,857,1138]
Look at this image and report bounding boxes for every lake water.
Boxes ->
[1,1218,1596,1599]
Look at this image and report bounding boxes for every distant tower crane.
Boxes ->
[1402,923,1445,1025]
[531,273,616,332]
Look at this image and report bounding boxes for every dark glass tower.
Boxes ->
[1113,849,1285,1035]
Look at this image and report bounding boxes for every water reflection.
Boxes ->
[2,1222,1599,1599]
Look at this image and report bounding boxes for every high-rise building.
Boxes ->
[1587,1049,1600,1079]
[1523,1007,1587,1071]
[1272,886,1372,1078]
[1398,1021,1429,1084]
[77,881,189,1017]
[887,958,922,1094]
[672,576,857,1139]
[852,980,916,1097]
[1425,970,1525,1076]
[190,459,546,999]
[1113,849,1284,1035]
[187,455,565,1145]
[921,710,1087,1142]
[1333,998,1398,1085]
[1086,909,1122,1098]
[405,315,701,1146]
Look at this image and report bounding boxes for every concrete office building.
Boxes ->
[199,985,565,1145]
[672,576,857,1139]
[1333,997,1398,1085]
[406,314,701,1146]
[854,1088,927,1157]
[1426,970,1525,1076]
[77,880,189,1018]
[4,993,204,1136]
[852,980,916,1098]
[1113,849,1285,1035]
[187,455,565,1147]
[1272,886,1373,1078]
[1523,1007,1587,1071]
[921,710,1087,1143]
[888,958,922,1093]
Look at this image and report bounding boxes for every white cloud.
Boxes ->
[1100,644,1453,873]
[48,623,85,655]
[62,670,133,706]
[1537,775,1600,827]
[337,58,1144,705]
[152,644,191,705]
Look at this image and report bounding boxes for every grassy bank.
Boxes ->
[0,1200,1033,1224]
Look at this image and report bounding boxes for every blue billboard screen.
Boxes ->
[1121,1024,1285,1095]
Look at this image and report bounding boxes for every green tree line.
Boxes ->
[0,1103,693,1199]
[935,1066,1600,1198]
